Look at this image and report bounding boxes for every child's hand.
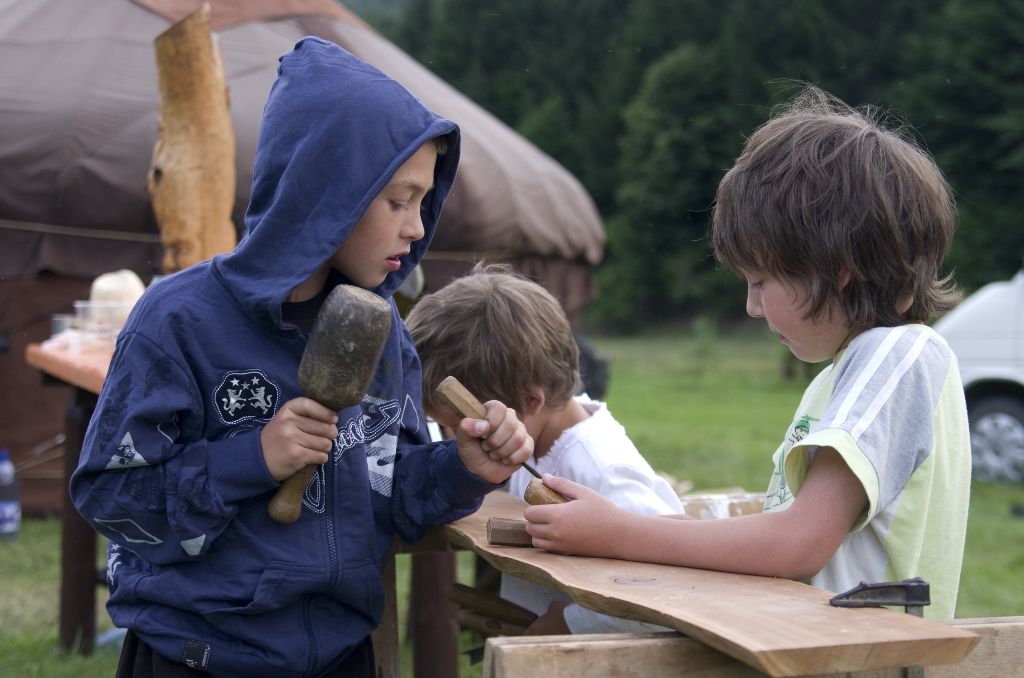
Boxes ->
[260,397,339,481]
[454,400,533,484]
[524,601,569,635]
[524,475,631,558]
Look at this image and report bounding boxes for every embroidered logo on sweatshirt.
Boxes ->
[214,370,280,425]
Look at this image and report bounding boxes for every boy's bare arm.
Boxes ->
[524,448,865,580]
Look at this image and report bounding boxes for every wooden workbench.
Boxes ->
[445,492,980,677]
[482,619,1024,678]
[25,341,1007,677]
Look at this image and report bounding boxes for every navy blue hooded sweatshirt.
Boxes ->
[70,38,497,677]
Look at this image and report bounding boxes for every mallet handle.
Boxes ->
[265,284,392,525]
[434,376,569,505]
[268,465,317,524]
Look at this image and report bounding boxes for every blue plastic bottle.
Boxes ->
[0,449,21,541]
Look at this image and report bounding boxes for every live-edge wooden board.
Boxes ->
[444,492,978,677]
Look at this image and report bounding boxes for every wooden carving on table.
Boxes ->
[147,2,237,273]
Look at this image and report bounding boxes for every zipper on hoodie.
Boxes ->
[325,458,339,587]
[302,595,317,676]
[303,459,340,676]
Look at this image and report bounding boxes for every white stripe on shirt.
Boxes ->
[829,326,908,429]
[851,330,931,440]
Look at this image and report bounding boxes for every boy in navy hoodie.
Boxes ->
[70,38,532,678]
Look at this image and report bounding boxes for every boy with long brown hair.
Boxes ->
[525,86,971,620]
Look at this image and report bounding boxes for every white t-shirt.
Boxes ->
[763,324,971,619]
[502,394,683,634]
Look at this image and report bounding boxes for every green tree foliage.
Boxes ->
[887,0,1024,291]
[599,0,935,323]
[599,43,753,324]
[381,0,1024,326]
[396,0,630,212]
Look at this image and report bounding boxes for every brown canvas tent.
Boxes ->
[0,0,605,513]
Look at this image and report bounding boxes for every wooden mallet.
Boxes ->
[434,376,569,505]
[268,285,392,524]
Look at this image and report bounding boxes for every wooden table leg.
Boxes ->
[411,551,459,678]
[59,387,98,655]
[372,551,400,677]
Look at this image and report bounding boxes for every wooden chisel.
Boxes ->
[434,375,569,504]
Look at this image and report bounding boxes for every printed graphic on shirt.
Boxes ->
[401,393,421,435]
[338,395,401,449]
[363,395,419,497]
[303,465,328,516]
[180,534,206,556]
[157,412,180,444]
[97,373,130,448]
[789,415,818,445]
[214,370,280,425]
[95,516,163,545]
[105,431,148,470]
[765,415,817,511]
[144,356,179,397]
[106,543,124,585]
[764,453,793,511]
[366,433,397,497]
[301,394,403,512]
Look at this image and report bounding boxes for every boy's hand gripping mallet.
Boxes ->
[434,376,569,505]
[268,285,392,524]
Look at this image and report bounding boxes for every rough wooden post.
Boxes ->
[411,552,459,678]
[59,388,98,655]
[372,551,400,678]
[147,2,236,273]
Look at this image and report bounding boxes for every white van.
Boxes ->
[933,270,1024,482]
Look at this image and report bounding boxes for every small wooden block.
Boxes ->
[486,517,533,547]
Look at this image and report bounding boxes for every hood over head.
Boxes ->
[215,37,460,328]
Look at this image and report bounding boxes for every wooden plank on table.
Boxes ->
[25,343,109,394]
[447,492,979,677]
[484,618,1024,678]
[485,633,772,678]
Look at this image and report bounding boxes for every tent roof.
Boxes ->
[133,0,371,31]
[0,0,604,280]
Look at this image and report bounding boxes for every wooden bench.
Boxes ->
[482,618,1024,677]
[25,342,1018,676]
[438,492,984,677]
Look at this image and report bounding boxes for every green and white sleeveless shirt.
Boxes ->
[764,324,971,619]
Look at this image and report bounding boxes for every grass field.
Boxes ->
[1,326,1021,675]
